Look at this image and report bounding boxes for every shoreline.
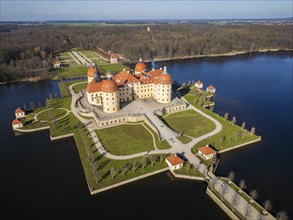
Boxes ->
[1,48,292,85]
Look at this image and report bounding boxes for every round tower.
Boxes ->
[156,66,172,103]
[100,78,119,113]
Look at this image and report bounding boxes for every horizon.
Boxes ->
[1,1,292,22]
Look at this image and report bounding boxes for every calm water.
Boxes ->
[1,53,292,219]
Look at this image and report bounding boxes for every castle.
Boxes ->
[86,61,172,113]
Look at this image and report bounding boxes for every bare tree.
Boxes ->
[235,131,240,141]
[30,101,35,110]
[276,211,288,220]
[142,158,148,169]
[224,112,229,121]
[220,182,229,200]
[54,92,58,98]
[209,105,214,112]
[150,155,157,166]
[239,179,247,192]
[120,165,127,176]
[245,203,252,219]
[49,93,52,99]
[228,171,235,183]
[132,161,138,173]
[38,101,42,108]
[263,200,272,212]
[231,116,237,126]
[249,189,258,201]
[241,121,246,130]
[23,103,26,109]
[231,191,240,212]
[159,154,164,163]
[220,135,226,146]
[110,167,116,179]
[94,171,103,183]
[250,127,256,135]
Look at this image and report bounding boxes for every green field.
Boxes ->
[177,135,193,144]
[143,123,171,149]
[54,66,88,78]
[98,63,127,73]
[79,51,108,64]
[163,110,216,138]
[96,124,155,155]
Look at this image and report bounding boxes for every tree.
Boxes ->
[263,200,272,212]
[231,191,240,211]
[241,121,246,130]
[150,155,157,166]
[220,182,229,200]
[49,93,52,99]
[110,167,116,179]
[38,101,42,108]
[159,154,164,163]
[23,103,27,109]
[30,101,35,110]
[239,179,246,192]
[220,135,226,146]
[250,127,256,135]
[276,211,288,220]
[120,165,127,176]
[228,171,235,183]
[132,161,138,173]
[249,189,258,201]
[94,171,103,183]
[231,116,236,126]
[224,112,229,121]
[235,131,240,141]
[54,92,58,98]
[142,158,148,169]
[245,203,252,219]
[209,105,214,112]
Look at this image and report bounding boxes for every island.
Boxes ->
[12,58,278,219]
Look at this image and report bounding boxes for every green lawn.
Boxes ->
[174,161,204,177]
[96,124,155,155]
[177,135,193,144]
[182,93,260,152]
[163,109,216,138]
[54,66,88,78]
[37,108,67,121]
[98,63,127,73]
[58,79,87,97]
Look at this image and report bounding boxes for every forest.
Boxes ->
[0,23,292,82]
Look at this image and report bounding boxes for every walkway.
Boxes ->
[71,51,91,66]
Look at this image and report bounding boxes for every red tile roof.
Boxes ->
[195,80,203,85]
[86,81,102,93]
[166,155,184,166]
[113,70,140,85]
[111,54,118,59]
[15,107,24,113]
[147,69,163,78]
[12,119,21,125]
[198,146,216,155]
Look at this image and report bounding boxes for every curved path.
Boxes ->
[34,107,71,122]
[69,83,222,171]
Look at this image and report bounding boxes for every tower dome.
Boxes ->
[156,66,172,85]
[135,62,146,73]
[87,67,96,77]
[100,79,118,93]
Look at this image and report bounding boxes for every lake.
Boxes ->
[0,52,292,219]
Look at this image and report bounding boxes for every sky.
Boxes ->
[0,0,292,21]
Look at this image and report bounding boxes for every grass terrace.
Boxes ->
[162,109,216,138]
[177,135,193,144]
[37,108,67,121]
[98,63,127,73]
[96,124,155,155]
[53,66,88,79]
[72,82,87,94]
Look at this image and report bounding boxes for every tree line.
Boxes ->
[1,24,292,82]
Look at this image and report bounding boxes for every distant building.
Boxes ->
[15,107,25,119]
[12,119,23,130]
[198,145,216,160]
[53,59,60,68]
[166,155,185,170]
[206,85,216,93]
[110,54,118,63]
[195,80,203,89]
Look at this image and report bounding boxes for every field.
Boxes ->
[163,110,216,138]
[53,66,88,78]
[79,51,108,64]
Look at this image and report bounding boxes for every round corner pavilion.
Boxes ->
[86,61,172,113]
